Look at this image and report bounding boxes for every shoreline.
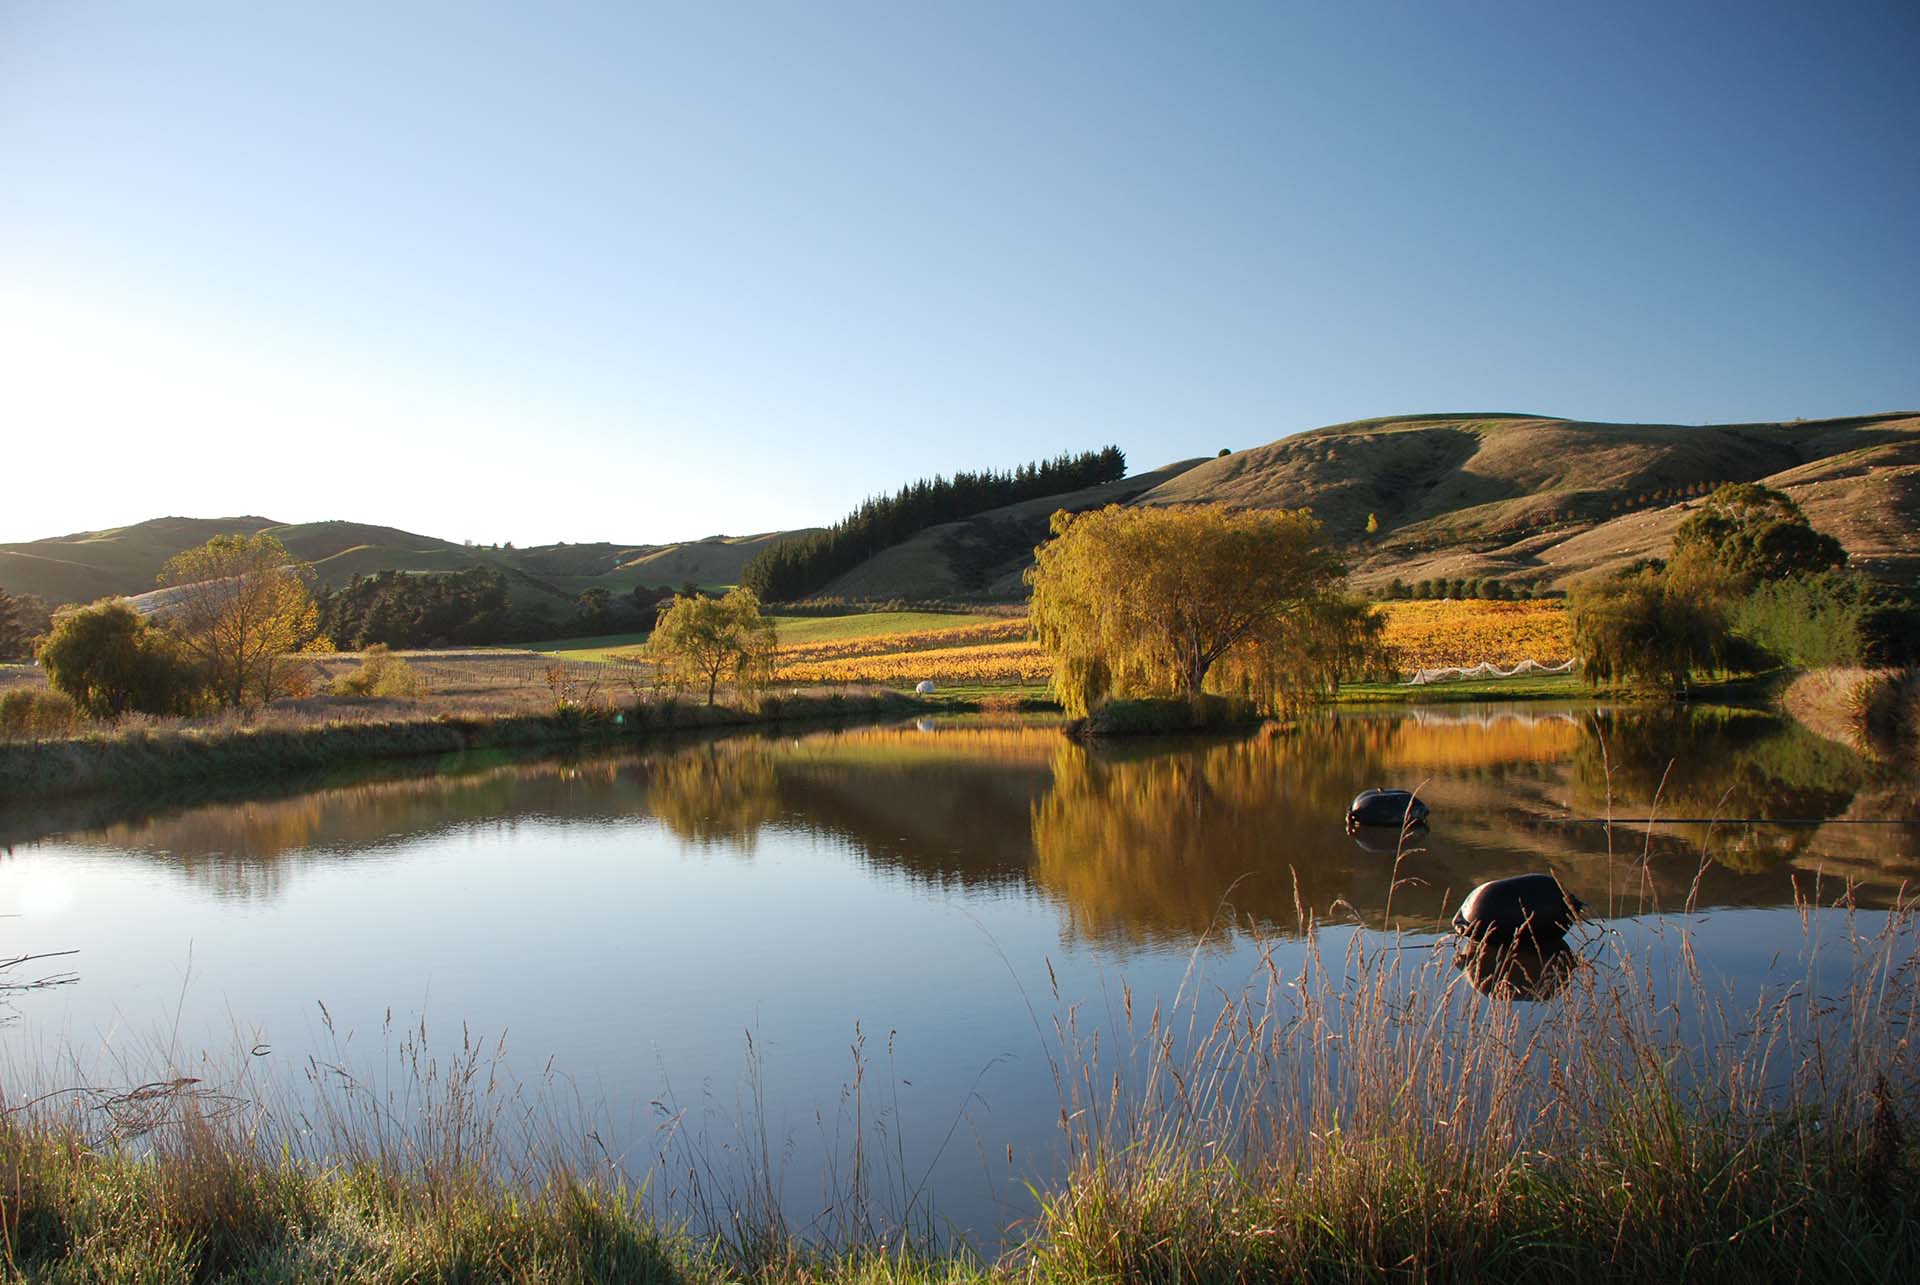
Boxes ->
[0,689,929,807]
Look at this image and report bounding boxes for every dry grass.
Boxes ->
[1785,666,1920,760]
[1,883,1913,1281]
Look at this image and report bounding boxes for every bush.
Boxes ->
[35,601,201,717]
[0,688,83,739]
[1079,695,1261,737]
[331,645,423,699]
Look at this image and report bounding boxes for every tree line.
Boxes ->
[740,446,1128,601]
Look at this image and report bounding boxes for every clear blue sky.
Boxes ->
[3,1,1916,547]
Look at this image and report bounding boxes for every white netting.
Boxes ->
[1402,658,1577,686]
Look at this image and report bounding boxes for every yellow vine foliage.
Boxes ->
[776,639,1049,685]
[1377,600,1572,670]
[775,617,1029,665]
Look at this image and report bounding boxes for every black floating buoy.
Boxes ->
[1452,873,1585,944]
[1346,788,1430,832]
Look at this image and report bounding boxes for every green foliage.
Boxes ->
[0,687,82,738]
[331,644,423,699]
[1731,571,1876,667]
[317,567,520,648]
[649,587,778,705]
[1672,482,1845,584]
[741,446,1127,601]
[35,600,201,717]
[575,586,612,633]
[0,588,51,661]
[1569,567,1730,693]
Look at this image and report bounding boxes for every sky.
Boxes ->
[3,1,1917,547]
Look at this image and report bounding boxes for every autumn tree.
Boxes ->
[36,600,200,716]
[157,534,328,707]
[1025,504,1376,717]
[648,587,777,705]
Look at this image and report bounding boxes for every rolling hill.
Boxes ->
[0,516,818,611]
[9,411,1914,615]
[812,412,1920,601]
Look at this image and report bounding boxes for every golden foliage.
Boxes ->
[1026,504,1368,717]
[774,617,1029,664]
[1377,600,1572,670]
[159,533,326,707]
[777,639,1049,684]
[650,587,777,705]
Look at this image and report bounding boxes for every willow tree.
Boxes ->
[649,586,777,705]
[1025,503,1376,717]
[158,533,328,707]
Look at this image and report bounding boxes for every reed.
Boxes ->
[0,857,1913,1280]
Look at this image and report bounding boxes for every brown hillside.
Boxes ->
[1134,413,1920,591]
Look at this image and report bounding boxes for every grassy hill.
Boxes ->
[0,516,817,611]
[1130,412,1920,592]
[11,411,1913,613]
[809,412,1919,602]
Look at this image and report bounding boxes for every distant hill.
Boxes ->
[0,516,819,610]
[1132,412,1920,592]
[10,411,1913,613]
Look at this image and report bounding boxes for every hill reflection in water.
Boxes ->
[13,706,1917,942]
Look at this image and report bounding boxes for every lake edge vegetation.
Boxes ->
[2,890,1913,1282]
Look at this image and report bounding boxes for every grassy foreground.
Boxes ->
[4,901,1915,1282]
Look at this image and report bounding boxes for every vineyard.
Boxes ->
[1376,600,1572,670]
[776,638,1049,685]
[764,600,1572,687]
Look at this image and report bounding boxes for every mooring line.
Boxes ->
[1532,817,1918,826]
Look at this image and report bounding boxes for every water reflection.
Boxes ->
[5,707,1916,935]
[1453,935,1579,1002]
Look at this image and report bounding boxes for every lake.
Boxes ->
[3,703,1916,1245]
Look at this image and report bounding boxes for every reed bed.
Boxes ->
[1,876,1914,1281]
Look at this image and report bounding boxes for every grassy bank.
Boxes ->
[4,900,1913,1281]
[1786,666,1919,760]
[0,689,923,804]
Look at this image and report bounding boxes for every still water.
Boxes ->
[3,704,1917,1240]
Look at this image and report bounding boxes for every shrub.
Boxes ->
[0,688,83,739]
[35,601,201,717]
[331,645,423,699]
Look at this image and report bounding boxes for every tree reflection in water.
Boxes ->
[9,708,1916,938]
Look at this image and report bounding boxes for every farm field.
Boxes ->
[497,600,1582,689]
[1376,599,1572,671]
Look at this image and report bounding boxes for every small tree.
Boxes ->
[36,600,199,716]
[1365,512,1380,536]
[1671,483,1845,585]
[0,588,51,661]
[575,587,612,633]
[158,534,328,707]
[649,587,777,705]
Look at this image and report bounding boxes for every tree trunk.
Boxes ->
[706,671,718,706]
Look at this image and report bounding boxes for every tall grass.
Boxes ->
[3,890,1912,1280]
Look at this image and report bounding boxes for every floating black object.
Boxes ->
[1346,788,1429,831]
[1452,873,1585,944]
